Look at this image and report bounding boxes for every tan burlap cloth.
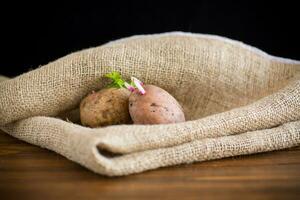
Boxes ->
[0,32,299,176]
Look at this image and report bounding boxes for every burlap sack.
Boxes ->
[0,32,299,176]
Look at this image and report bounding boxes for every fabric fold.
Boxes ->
[2,116,299,176]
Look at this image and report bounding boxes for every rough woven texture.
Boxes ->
[0,32,300,176]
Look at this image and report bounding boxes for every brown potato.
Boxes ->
[129,85,185,124]
[80,88,131,127]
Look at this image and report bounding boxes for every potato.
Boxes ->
[80,88,131,127]
[129,85,185,124]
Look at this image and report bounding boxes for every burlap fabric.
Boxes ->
[0,32,299,176]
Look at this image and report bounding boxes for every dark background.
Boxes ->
[1,1,299,77]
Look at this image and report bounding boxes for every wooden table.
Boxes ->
[0,130,299,200]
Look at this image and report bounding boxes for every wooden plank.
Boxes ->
[0,130,299,200]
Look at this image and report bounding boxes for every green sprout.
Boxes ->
[105,72,142,93]
[105,72,125,88]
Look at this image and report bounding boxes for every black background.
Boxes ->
[1,1,299,77]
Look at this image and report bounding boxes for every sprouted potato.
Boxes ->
[79,72,185,127]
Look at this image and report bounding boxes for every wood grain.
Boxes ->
[0,130,299,200]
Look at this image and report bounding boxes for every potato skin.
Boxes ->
[80,88,131,127]
[129,85,185,124]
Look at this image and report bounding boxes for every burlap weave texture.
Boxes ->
[0,32,299,176]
